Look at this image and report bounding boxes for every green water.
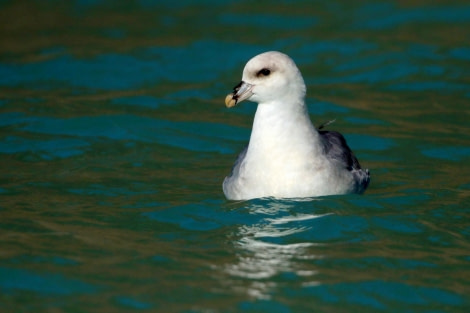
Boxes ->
[1,1,469,312]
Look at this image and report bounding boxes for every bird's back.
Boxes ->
[319,130,370,193]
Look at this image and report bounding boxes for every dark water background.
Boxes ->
[1,0,469,312]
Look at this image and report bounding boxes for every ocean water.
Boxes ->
[1,1,469,312]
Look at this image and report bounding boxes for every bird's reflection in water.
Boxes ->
[222,200,332,299]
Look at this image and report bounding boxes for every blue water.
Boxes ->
[1,1,469,312]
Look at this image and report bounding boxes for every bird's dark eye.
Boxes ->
[257,68,271,77]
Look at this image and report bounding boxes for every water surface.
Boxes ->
[1,1,469,312]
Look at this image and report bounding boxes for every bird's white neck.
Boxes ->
[246,99,321,164]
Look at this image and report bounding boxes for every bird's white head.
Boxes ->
[225,51,306,108]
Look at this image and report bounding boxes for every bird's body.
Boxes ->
[223,51,370,200]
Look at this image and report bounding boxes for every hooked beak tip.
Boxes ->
[225,93,237,108]
[224,81,253,108]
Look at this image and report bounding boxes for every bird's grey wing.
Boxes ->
[319,130,361,170]
[319,130,370,192]
[223,144,248,198]
[225,144,248,179]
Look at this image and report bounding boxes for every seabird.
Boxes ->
[223,51,370,200]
